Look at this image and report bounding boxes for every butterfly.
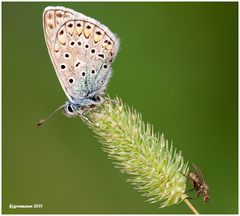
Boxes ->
[37,6,120,126]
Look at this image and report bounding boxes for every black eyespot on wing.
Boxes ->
[61,64,66,69]
[91,49,95,53]
[65,53,70,58]
[96,31,101,35]
[78,41,81,46]
[103,64,108,69]
[98,54,104,58]
[59,30,64,35]
[68,23,73,28]
[85,44,89,48]
[91,70,95,74]
[69,78,74,83]
[86,25,91,29]
[82,72,86,77]
[77,23,81,27]
[76,62,80,67]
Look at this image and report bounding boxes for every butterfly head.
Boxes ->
[63,101,82,117]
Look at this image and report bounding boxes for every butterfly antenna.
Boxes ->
[36,104,65,127]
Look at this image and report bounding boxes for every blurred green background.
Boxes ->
[2,2,238,214]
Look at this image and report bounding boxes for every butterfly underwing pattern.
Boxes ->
[42,6,120,121]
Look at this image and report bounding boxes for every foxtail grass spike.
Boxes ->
[84,96,189,208]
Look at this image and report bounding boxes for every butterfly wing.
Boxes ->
[43,6,120,103]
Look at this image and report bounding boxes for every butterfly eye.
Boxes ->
[67,105,73,113]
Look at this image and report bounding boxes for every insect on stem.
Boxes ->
[182,163,210,203]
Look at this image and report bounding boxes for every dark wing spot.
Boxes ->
[82,72,86,76]
[86,25,91,29]
[76,62,80,67]
[91,70,95,74]
[91,49,95,53]
[56,13,62,17]
[59,30,64,35]
[61,64,66,69]
[69,78,74,83]
[48,13,52,19]
[107,41,111,45]
[65,53,70,58]
[68,23,73,28]
[103,64,108,69]
[96,31,101,35]
[98,54,104,58]
[78,41,81,46]
[77,23,81,27]
[85,44,89,48]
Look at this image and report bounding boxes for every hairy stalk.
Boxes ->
[83,97,197,212]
